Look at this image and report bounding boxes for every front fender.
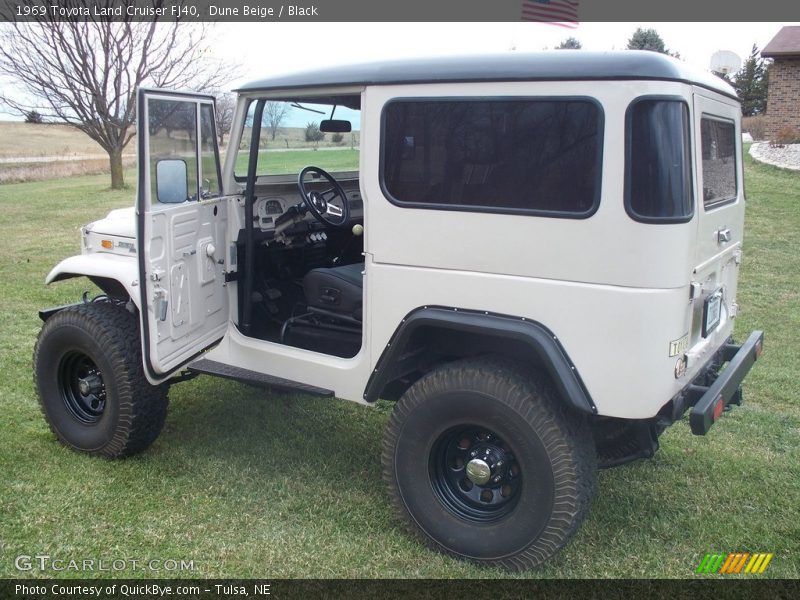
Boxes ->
[46,254,141,308]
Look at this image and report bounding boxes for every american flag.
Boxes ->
[521,0,580,28]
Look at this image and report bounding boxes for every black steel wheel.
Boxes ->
[33,301,168,457]
[58,351,107,424]
[430,426,522,523]
[382,358,596,571]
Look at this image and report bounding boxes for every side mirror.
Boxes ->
[320,119,352,133]
[156,159,188,203]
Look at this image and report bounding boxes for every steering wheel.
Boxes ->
[297,166,350,228]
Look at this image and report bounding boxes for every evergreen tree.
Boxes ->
[627,28,668,53]
[556,37,582,50]
[24,110,43,124]
[626,27,680,58]
[732,44,769,117]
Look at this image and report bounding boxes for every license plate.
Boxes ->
[703,290,723,337]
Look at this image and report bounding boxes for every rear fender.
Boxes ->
[364,306,597,415]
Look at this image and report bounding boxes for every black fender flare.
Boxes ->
[363,306,597,414]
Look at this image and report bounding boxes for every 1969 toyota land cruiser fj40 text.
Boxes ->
[34,51,764,570]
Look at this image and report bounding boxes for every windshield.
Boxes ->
[235,99,360,179]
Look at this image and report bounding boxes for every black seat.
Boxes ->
[302,262,364,322]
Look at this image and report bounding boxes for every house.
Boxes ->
[762,26,800,140]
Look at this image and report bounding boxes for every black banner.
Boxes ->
[3,579,800,600]
[0,0,798,22]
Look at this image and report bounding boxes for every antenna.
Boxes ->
[710,50,742,75]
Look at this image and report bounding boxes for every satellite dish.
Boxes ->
[710,50,742,75]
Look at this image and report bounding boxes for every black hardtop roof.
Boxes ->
[237,51,737,100]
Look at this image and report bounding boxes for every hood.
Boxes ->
[84,207,135,239]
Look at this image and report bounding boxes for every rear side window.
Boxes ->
[625,98,693,223]
[701,117,737,207]
[381,98,602,218]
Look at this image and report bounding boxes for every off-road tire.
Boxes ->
[382,358,596,571]
[33,301,168,457]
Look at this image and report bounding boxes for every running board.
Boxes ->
[188,359,334,397]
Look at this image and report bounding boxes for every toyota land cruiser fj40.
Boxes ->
[33,51,764,570]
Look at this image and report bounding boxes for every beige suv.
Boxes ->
[34,51,764,570]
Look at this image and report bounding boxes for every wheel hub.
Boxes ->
[430,426,522,523]
[465,458,491,485]
[78,374,103,397]
[59,351,107,424]
[468,443,511,485]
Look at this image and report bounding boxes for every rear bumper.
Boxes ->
[687,330,764,435]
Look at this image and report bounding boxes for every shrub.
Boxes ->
[304,121,324,143]
[742,115,766,141]
[771,126,800,148]
[24,110,44,124]
[332,132,344,144]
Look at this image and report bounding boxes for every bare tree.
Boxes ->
[214,93,236,147]
[0,10,231,189]
[264,101,290,141]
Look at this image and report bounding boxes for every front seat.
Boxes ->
[303,262,364,322]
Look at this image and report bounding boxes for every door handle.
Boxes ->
[717,228,732,244]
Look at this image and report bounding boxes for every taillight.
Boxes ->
[712,396,725,421]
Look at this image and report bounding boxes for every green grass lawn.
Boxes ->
[0,156,798,579]
[233,148,360,177]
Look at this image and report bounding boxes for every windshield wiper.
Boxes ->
[290,102,325,115]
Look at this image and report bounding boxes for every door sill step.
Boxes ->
[188,359,334,397]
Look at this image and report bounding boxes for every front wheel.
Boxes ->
[382,359,596,570]
[33,301,168,457]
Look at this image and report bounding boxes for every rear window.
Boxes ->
[625,98,693,223]
[381,98,602,217]
[701,117,737,207]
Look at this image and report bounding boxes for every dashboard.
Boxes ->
[254,188,364,232]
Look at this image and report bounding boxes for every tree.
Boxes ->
[215,93,236,146]
[556,37,582,50]
[626,27,679,57]
[304,121,324,143]
[24,110,44,124]
[732,44,769,117]
[0,12,231,189]
[264,101,289,141]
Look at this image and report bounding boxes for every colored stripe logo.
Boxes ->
[696,552,774,574]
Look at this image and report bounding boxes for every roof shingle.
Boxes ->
[762,26,800,58]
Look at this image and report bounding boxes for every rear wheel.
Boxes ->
[33,301,168,457]
[382,358,596,570]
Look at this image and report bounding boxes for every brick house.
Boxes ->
[762,26,800,140]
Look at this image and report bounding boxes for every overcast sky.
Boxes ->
[0,21,794,119]
[210,22,793,89]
